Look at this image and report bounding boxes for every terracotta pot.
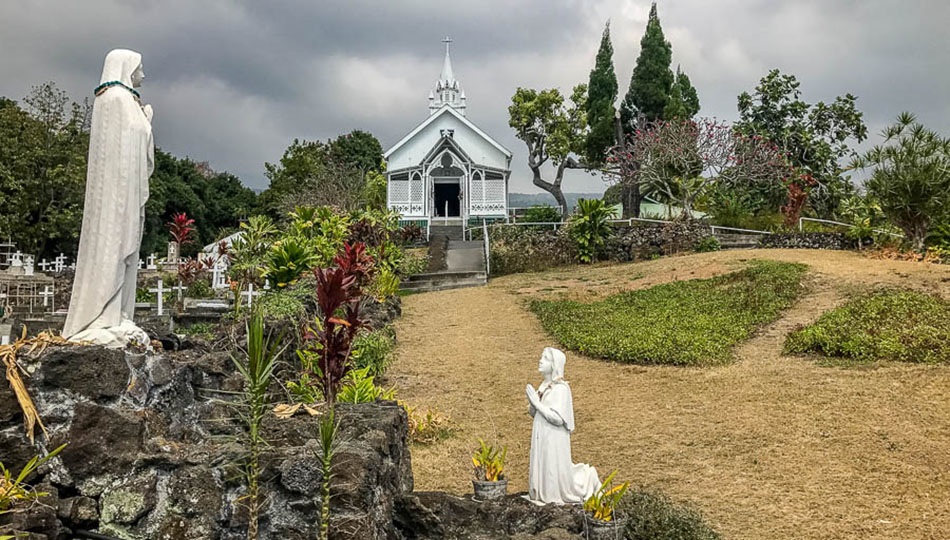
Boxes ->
[472,479,507,501]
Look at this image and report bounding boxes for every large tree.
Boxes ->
[736,69,867,218]
[261,130,385,218]
[664,67,700,120]
[0,83,89,258]
[509,85,588,220]
[584,22,618,168]
[852,113,950,251]
[620,2,673,129]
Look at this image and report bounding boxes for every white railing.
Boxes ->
[799,217,904,239]
[482,220,490,277]
[710,225,773,236]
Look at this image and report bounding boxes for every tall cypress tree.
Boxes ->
[585,21,618,167]
[663,67,701,120]
[620,2,673,130]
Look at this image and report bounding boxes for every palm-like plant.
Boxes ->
[263,239,318,288]
[230,309,285,540]
[852,112,950,252]
[167,212,196,247]
[570,198,617,263]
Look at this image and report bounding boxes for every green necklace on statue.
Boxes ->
[94,81,140,99]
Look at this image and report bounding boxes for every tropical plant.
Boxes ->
[229,309,285,540]
[523,205,563,224]
[852,112,950,251]
[298,244,369,403]
[471,438,507,482]
[707,187,755,229]
[368,268,400,301]
[351,327,396,377]
[693,236,720,253]
[584,470,629,522]
[570,198,617,263]
[337,366,396,403]
[167,212,196,247]
[0,444,66,514]
[405,405,454,445]
[263,238,318,288]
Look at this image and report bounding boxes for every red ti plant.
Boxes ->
[300,242,371,403]
[780,173,817,228]
[167,212,196,246]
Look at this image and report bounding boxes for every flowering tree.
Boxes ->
[608,118,793,217]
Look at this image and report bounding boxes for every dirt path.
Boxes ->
[390,249,950,540]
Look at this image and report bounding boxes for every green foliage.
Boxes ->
[184,278,214,299]
[0,444,66,514]
[736,69,867,218]
[0,84,88,258]
[288,206,350,266]
[584,470,628,522]
[228,310,284,540]
[569,199,617,263]
[255,288,308,322]
[693,236,720,253]
[620,488,721,540]
[852,112,950,251]
[532,261,807,365]
[523,205,562,223]
[351,327,396,377]
[621,3,674,128]
[261,130,384,218]
[368,268,400,301]
[229,215,279,290]
[337,366,396,403]
[263,238,318,288]
[179,322,216,339]
[785,289,950,364]
[585,22,619,167]
[405,406,454,445]
[471,439,507,482]
[707,187,755,228]
[509,85,588,218]
[397,248,429,277]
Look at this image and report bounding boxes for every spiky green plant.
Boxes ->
[570,198,617,263]
[230,309,285,540]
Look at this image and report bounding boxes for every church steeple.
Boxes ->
[429,37,466,116]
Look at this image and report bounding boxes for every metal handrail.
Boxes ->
[482,220,490,277]
[710,225,773,235]
[799,217,904,239]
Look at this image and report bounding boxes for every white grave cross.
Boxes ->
[242,283,263,308]
[54,254,67,273]
[146,254,158,270]
[38,259,52,273]
[148,278,165,316]
[23,255,34,276]
[40,285,54,308]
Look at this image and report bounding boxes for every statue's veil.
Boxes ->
[63,49,152,344]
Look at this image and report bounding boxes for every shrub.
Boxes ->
[337,366,396,403]
[397,248,430,277]
[255,289,307,322]
[693,236,720,253]
[785,289,950,363]
[185,278,214,299]
[523,204,562,223]
[620,488,721,540]
[405,405,454,445]
[351,327,396,377]
[263,238,318,288]
[531,261,807,365]
[569,198,617,263]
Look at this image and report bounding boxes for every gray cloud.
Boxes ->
[2,0,948,193]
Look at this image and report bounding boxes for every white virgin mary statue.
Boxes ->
[525,347,601,504]
[63,49,153,348]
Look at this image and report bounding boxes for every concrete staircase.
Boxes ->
[401,240,487,293]
[714,233,764,249]
[428,222,464,241]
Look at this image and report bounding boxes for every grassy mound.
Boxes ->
[530,260,807,366]
[621,489,721,540]
[785,289,950,364]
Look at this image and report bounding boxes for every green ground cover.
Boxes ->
[531,260,807,366]
[785,289,950,364]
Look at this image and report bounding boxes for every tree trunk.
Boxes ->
[614,112,641,219]
[531,165,569,220]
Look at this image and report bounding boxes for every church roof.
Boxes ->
[384,104,512,160]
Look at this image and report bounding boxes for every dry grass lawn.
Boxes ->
[389,249,950,540]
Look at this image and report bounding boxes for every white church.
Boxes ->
[385,39,512,231]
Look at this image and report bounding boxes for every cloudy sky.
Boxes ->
[2,0,948,194]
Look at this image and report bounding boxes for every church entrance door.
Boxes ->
[433,182,461,217]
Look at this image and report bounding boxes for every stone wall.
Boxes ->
[605,221,713,262]
[0,345,412,540]
[758,232,870,250]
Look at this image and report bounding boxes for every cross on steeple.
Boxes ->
[430,37,466,116]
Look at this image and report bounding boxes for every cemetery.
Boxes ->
[2,3,950,540]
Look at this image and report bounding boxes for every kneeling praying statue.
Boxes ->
[526,347,601,504]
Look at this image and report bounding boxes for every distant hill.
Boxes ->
[509,192,605,211]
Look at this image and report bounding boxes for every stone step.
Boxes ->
[429,225,464,242]
[401,270,488,293]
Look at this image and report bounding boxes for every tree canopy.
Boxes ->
[620,2,674,129]
[736,69,867,217]
[509,85,588,218]
[584,22,618,168]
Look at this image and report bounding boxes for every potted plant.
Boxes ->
[583,471,628,540]
[471,438,507,501]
